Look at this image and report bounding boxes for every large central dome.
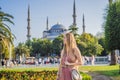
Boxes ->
[50,23,66,30]
[43,23,67,40]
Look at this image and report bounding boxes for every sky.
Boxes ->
[0,0,109,46]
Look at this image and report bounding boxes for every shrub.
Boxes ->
[0,70,92,80]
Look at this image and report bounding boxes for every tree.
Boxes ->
[98,37,108,56]
[15,43,30,59]
[104,0,120,65]
[69,25,78,35]
[0,9,15,59]
[40,39,52,56]
[78,33,103,56]
[30,38,52,57]
[52,35,63,56]
[77,40,87,55]
[30,38,42,57]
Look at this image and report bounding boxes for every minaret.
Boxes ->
[82,14,85,33]
[46,16,49,31]
[72,0,77,26]
[27,5,31,41]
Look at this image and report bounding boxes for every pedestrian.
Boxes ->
[1,59,4,67]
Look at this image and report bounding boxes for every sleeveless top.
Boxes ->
[61,53,77,69]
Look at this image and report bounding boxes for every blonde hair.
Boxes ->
[59,33,83,67]
[62,32,77,55]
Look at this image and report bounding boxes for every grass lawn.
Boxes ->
[79,65,120,79]
[0,66,58,72]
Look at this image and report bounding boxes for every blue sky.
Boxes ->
[0,0,109,45]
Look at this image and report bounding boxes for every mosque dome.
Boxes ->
[43,22,67,40]
[50,23,66,30]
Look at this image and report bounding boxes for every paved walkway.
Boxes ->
[88,72,113,80]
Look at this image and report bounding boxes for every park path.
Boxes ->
[88,72,113,80]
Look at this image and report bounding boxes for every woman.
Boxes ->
[56,32,83,80]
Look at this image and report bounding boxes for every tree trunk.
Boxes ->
[110,50,117,65]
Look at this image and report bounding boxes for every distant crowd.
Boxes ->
[0,57,61,68]
[1,55,120,68]
[1,59,19,68]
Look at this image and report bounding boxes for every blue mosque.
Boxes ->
[26,0,86,41]
[42,0,86,40]
[26,0,114,41]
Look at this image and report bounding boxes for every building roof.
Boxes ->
[50,23,66,30]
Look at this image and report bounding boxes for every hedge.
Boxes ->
[0,70,92,80]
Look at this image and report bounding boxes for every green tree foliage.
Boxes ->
[69,25,78,35]
[40,39,52,56]
[30,38,52,57]
[105,1,120,50]
[98,37,108,56]
[104,0,120,65]
[15,43,30,59]
[52,35,63,56]
[78,33,103,56]
[17,33,103,58]
[77,41,87,55]
[30,38,42,57]
[0,9,15,59]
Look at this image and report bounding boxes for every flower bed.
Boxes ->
[0,70,92,80]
